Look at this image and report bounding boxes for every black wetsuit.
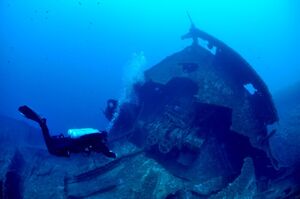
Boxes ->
[19,106,116,158]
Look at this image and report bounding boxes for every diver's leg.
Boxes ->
[18,106,54,153]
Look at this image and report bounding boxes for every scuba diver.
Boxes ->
[18,105,116,158]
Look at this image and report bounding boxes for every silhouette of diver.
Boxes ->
[18,105,116,158]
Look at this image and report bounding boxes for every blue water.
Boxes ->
[1,0,299,133]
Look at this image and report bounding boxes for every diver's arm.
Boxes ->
[101,144,116,158]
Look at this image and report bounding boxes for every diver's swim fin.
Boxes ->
[18,105,43,123]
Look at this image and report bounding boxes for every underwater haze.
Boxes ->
[1,0,299,133]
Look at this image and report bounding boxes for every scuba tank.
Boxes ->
[67,128,100,139]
